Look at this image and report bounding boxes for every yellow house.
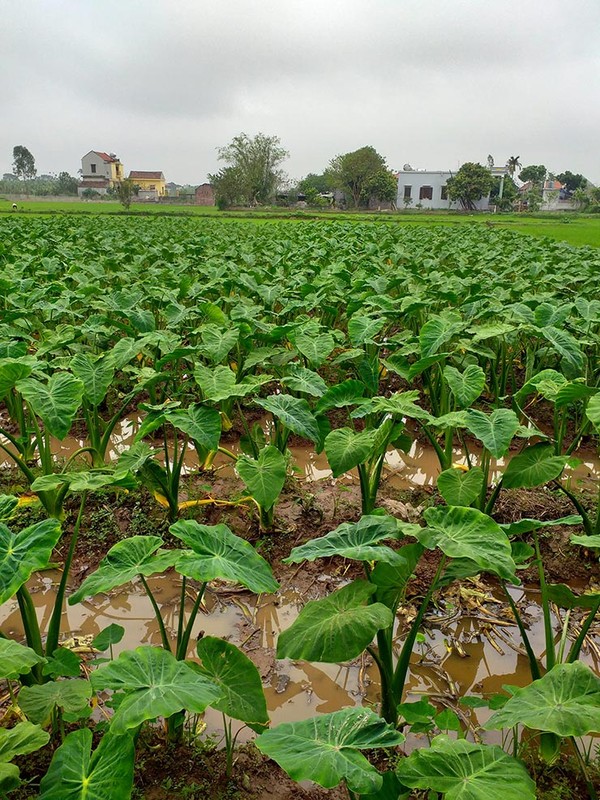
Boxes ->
[128,170,166,199]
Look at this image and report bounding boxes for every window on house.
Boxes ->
[90,164,96,174]
[440,186,448,200]
[403,185,412,199]
[419,186,433,200]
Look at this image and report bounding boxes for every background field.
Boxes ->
[2,197,600,248]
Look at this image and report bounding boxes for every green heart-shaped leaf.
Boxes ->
[324,427,376,477]
[196,637,268,731]
[90,646,221,733]
[256,707,404,795]
[171,520,279,594]
[236,446,286,511]
[485,662,600,737]
[437,468,484,507]
[285,514,419,565]
[0,722,50,795]
[69,536,179,604]
[0,519,62,605]
[443,364,485,408]
[502,443,567,489]
[256,394,320,443]
[465,408,520,458]
[70,353,115,407]
[277,580,393,663]
[17,372,84,439]
[39,728,134,800]
[396,734,535,800]
[19,679,92,725]
[419,507,517,582]
[0,639,45,681]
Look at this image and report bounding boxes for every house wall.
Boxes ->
[81,152,123,184]
[132,177,166,197]
[396,170,490,211]
[195,184,215,206]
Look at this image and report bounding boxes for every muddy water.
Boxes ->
[2,571,597,744]
[2,416,599,490]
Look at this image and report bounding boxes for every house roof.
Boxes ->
[129,171,164,180]
[93,151,119,163]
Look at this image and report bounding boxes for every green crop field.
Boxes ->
[1,213,600,798]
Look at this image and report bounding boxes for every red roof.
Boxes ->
[93,151,119,163]
[129,171,164,180]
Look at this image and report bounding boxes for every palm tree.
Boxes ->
[506,156,522,177]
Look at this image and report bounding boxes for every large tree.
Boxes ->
[518,164,547,185]
[209,132,288,206]
[446,162,493,210]
[555,171,587,193]
[325,146,389,208]
[12,145,36,182]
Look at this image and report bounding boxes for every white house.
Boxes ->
[396,167,490,211]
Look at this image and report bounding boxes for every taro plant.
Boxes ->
[236,444,287,530]
[118,400,222,520]
[278,509,518,726]
[0,371,84,517]
[69,521,278,741]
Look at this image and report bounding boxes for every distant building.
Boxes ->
[78,151,124,196]
[519,179,574,211]
[195,183,215,206]
[396,166,490,211]
[128,171,166,200]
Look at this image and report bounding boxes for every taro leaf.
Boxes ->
[315,379,366,415]
[371,543,425,609]
[0,722,50,795]
[443,364,485,408]
[16,373,85,439]
[171,520,279,594]
[0,495,18,522]
[196,637,268,731]
[68,536,179,604]
[571,534,600,548]
[255,707,405,795]
[277,580,393,662]
[294,329,335,367]
[70,353,114,407]
[419,315,464,358]
[554,382,597,409]
[540,326,584,377]
[255,394,320,443]
[0,358,33,398]
[515,369,567,405]
[437,468,484,507]
[236,446,286,511]
[281,365,327,397]
[465,408,520,458]
[502,443,567,489]
[42,647,82,678]
[324,427,376,477]
[194,364,272,402]
[31,470,136,494]
[396,734,535,800]
[368,391,432,422]
[348,315,385,346]
[0,519,62,605]
[164,403,221,451]
[90,646,221,733]
[485,662,600,737]
[284,514,419,566]
[586,394,600,433]
[547,584,600,610]
[200,324,239,364]
[38,728,134,800]
[115,441,156,475]
[19,679,92,724]
[500,515,582,537]
[430,411,469,430]
[419,507,517,582]
[92,624,125,652]
[0,639,45,680]
[383,353,450,382]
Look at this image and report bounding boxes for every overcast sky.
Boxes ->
[2,0,599,184]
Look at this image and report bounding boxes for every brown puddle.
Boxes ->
[1,416,599,490]
[2,572,598,746]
